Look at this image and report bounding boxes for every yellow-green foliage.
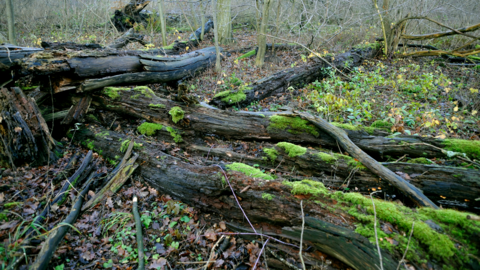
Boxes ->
[277,142,306,157]
[407,157,434,164]
[132,86,156,99]
[268,116,319,137]
[137,122,163,136]
[370,120,393,129]
[226,163,274,180]
[103,87,129,99]
[443,139,480,159]
[214,90,247,104]
[317,152,337,164]
[236,49,256,60]
[263,148,278,163]
[261,193,275,200]
[283,179,328,196]
[149,103,166,109]
[166,126,183,143]
[169,107,185,124]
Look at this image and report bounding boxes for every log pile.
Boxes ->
[1,36,480,269]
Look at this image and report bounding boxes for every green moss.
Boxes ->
[132,86,156,99]
[87,140,95,150]
[226,162,274,180]
[353,42,382,50]
[120,140,142,152]
[162,43,175,50]
[137,122,163,136]
[277,142,306,157]
[236,49,256,60]
[103,87,129,99]
[95,131,110,138]
[261,193,275,200]
[5,202,23,208]
[407,157,434,164]
[371,120,393,129]
[149,103,166,109]
[443,139,480,159]
[283,179,328,197]
[86,114,99,122]
[263,148,278,163]
[214,90,247,104]
[317,152,338,164]
[0,212,7,221]
[169,106,185,124]
[166,126,183,143]
[20,85,39,90]
[268,116,319,137]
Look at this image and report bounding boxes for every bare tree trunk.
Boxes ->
[158,0,167,47]
[213,0,222,72]
[216,0,232,44]
[255,0,272,67]
[6,0,16,45]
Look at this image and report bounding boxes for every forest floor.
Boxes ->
[1,24,480,270]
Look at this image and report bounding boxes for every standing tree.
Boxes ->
[158,0,168,46]
[255,0,272,67]
[213,0,222,72]
[216,0,232,44]
[6,0,16,45]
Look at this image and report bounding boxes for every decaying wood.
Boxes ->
[61,95,92,125]
[210,47,380,108]
[71,125,479,270]
[113,0,151,32]
[188,145,480,211]
[294,111,438,208]
[0,87,61,167]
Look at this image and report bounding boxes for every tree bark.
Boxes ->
[255,0,272,67]
[5,0,16,45]
[217,0,232,44]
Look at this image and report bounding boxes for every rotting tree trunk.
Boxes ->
[211,46,380,108]
[71,126,480,270]
[10,46,220,93]
[92,91,474,161]
[0,87,62,168]
[113,0,151,32]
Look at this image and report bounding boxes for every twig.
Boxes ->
[299,201,306,270]
[204,235,225,270]
[267,248,302,270]
[370,191,383,270]
[253,238,269,270]
[396,222,415,270]
[132,195,145,270]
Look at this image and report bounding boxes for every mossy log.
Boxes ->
[91,89,480,161]
[71,125,480,270]
[209,47,380,108]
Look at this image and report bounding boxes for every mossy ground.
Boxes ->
[166,126,183,143]
[103,87,129,100]
[149,103,166,109]
[282,178,480,267]
[169,107,185,124]
[137,122,163,136]
[268,115,319,137]
[226,162,274,180]
[407,157,434,164]
[317,152,338,164]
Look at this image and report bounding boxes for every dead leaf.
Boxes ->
[106,197,113,208]
[0,193,4,203]
[14,126,22,133]
[205,228,217,241]
[149,258,167,269]
[0,220,19,230]
[219,221,226,230]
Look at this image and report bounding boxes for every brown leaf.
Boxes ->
[219,221,226,231]
[0,220,19,230]
[149,258,167,269]
[106,197,113,208]
[205,228,217,241]
[0,193,4,203]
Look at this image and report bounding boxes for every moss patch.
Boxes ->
[371,120,393,130]
[103,87,129,100]
[226,162,274,180]
[407,157,434,165]
[132,86,156,99]
[120,140,142,152]
[261,193,275,200]
[169,107,185,124]
[283,179,328,197]
[166,126,183,143]
[214,90,247,104]
[149,103,166,109]
[137,122,163,136]
[268,116,319,137]
[236,49,256,60]
[277,142,306,158]
[263,148,278,163]
[317,152,338,164]
[443,138,480,159]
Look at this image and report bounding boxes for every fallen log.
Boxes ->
[91,89,480,161]
[209,46,380,108]
[71,125,480,270]
[188,144,480,211]
[10,46,220,93]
